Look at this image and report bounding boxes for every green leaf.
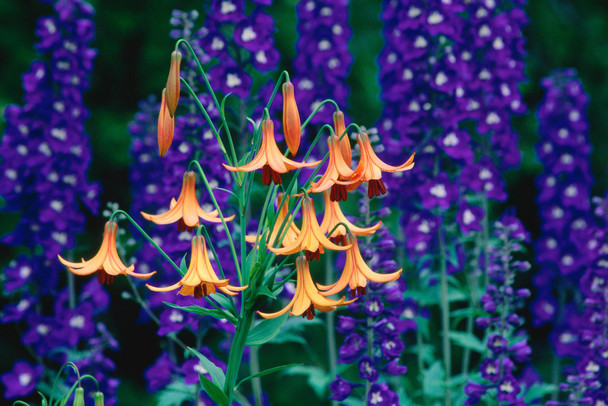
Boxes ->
[209,293,238,316]
[178,252,188,276]
[255,285,276,300]
[423,361,445,399]
[164,302,237,325]
[523,383,558,403]
[283,365,332,398]
[245,313,288,346]
[155,381,191,406]
[235,363,302,389]
[187,347,226,388]
[450,307,488,325]
[267,316,321,345]
[447,288,468,303]
[448,331,485,353]
[199,375,228,406]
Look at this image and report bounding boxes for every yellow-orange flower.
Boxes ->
[223,119,320,186]
[282,81,301,157]
[165,50,182,117]
[309,134,360,202]
[158,88,175,157]
[245,193,300,247]
[317,234,402,297]
[333,110,352,167]
[258,256,355,319]
[58,221,156,285]
[319,190,381,245]
[350,132,415,198]
[141,171,234,232]
[267,196,351,261]
[147,235,247,298]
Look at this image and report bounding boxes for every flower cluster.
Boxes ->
[293,0,352,124]
[465,213,532,405]
[0,0,119,402]
[531,70,596,359]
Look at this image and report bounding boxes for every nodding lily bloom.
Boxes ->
[245,193,300,247]
[309,134,360,202]
[147,235,247,298]
[58,221,156,285]
[318,234,402,297]
[258,256,355,320]
[350,132,415,198]
[223,119,320,186]
[165,50,182,117]
[267,196,352,261]
[282,80,301,157]
[333,110,352,167]
[158,88,175,157]
[319,190,382,245]
[141,171,234,232]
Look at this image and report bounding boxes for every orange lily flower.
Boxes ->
[147,235,247,298]
[223,119,320,186]
[350,132,415,198]
[141,171,234,232]
[258,256,355,320]
[317,234,402,297]
[282,81,301,157]
[158,88,175,157]
[267,196,351,261]
[309,134,360,202]
[165,50,182,117]
[245,193,300,247]
[333,110,352,167]
[319,190,382,245]
[58,221,156,285]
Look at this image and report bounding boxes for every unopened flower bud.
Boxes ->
[94,391,104,406]
[282,80,301,156]
[333,110,352,166]
[158,88,175,157]
[165,50,182,117]
[73,387,85,406]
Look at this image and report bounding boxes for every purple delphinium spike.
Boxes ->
[532,70,596,372]
[0,0,122,402]
[294,0,352,124]
[464,213,531,405]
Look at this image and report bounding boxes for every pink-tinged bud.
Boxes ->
[333,110,352,167]
[165,50,182,117]
[282,81,301,156]
[158,88,175,157]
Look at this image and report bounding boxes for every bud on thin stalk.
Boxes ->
[94,392,104,406]
[282,80,301,157]
[165,50,182,117]
[158,88,175,157]
[333,110,352,167]
[73,387,85,406]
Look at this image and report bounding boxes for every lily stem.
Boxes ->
[325,252,339,406]
[225,309,255,405]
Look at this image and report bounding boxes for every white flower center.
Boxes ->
[463,209,475,225]
[443,132,459,147]
[18,373,32,387]
[70,315,85,329]
[241,27,256,42]
[169,310,184,323]
[220,1,236,14]
[430,184,447,198]
[226,73,242,88]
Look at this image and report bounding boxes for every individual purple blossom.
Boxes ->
[0,361,43,399]
[329,375,353,401]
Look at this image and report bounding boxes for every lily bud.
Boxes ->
[333,110,352,167]
[94,391,105,406]
[158,88,175,157]
[165,50,182,117]
[73,387,85,406]
[282,80,301,156]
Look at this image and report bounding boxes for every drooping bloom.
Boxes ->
[165,50,182,117]
[58,221,156,284]
[350,132,415,198]
[318,234,401,297]
[157,88,175,157]
[223,119,320,185]
[333,110,352,166]
[319,190,381,245]
[245,193,300,247]
[267,196,351,260]
[141,171,233,231]
[309,134,359,201]
[147,235,247,298]
[258,256,355,319]
[282,80,301,157]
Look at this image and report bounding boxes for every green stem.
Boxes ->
[249,346,263,406]
[325,252,339,406]
[225,309,255,405]
[438,226,452,406]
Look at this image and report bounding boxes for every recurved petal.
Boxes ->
[146,281,183,292]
